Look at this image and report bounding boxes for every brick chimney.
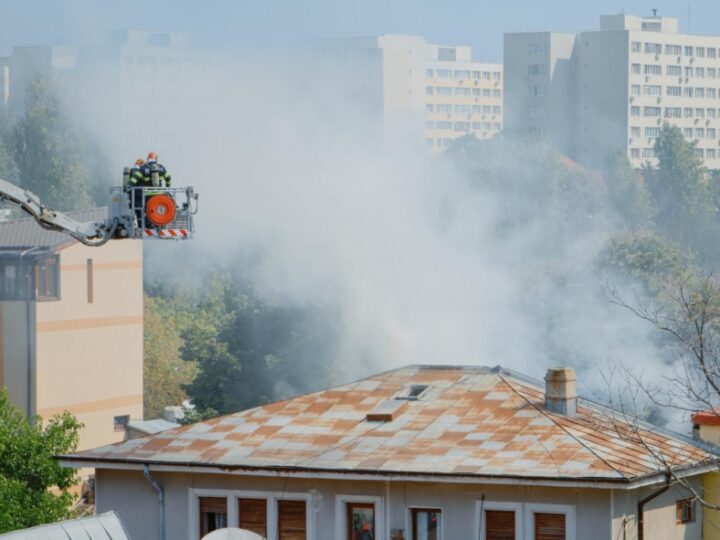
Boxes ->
[544,367,577,416]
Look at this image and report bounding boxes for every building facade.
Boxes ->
[317,35,503,149]
[0,211,143,452]
[505,13,720,168]
[62,365,716,540]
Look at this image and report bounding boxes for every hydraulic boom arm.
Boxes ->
[0,177,114,246]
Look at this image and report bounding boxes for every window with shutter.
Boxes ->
[278,500,307,540]
[485,510,515,540]
[534,512,566,540]
[239,498,267,537]
[199,497,227,537]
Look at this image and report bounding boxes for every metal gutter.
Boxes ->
[638,473,671,540]
[143,464,165,540]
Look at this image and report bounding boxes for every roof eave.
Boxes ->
[57,456,718,490]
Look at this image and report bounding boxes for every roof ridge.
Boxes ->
[499,372,627,479]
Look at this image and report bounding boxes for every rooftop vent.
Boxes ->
[544,367,577,417]
[395,384,429,401]
[366,400,407,422]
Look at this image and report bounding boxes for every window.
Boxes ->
[644,43,662,54]
[643,85,661,96]
[631,41,642,53]
[483,71,491,80]
[696,128,705,138]
[685,46,694,56]
[529,84,545,96]
[631,84,641,96]
[471,88,480,96]
[696,108,705,118]
[665,86,680,96]
[697,46,706,57]
[493,89,501,98]
[642,148,655,159]
[684,87,694,98]
[435,121,452,130]
[482,88,491,97]
[630,148,640,159]
[645,127,659,138]
[696,67,705,78]
[684,107,694,117]
[239,499,267,537]
[472,105,481,114]
[493,72,501,81]
[199,497,227,537]
[492,105,501,115]
[529,43,547,55]
[454,121,470,131]
[665,107,682,118]
[709,148,717,159]
[482,105,491,114]
[425,86,433,96]
[696,88,706,98]
[630,126,640,137]
[710,48,718,58]
[454,88,470,96]
[529,106,545,118]
[683,127,694,138]
[411,509,442,540]
[454,104,470,114]
[709,108,717,118]
[113,414,129,430]
[485,510,514,540]
[35,257,59,301]
[631,63,641,74]
[709,128,717,139]
[709,89,717,99]
[472,122,481,129]
[425,121,434,129]
[643,106,661,117]
[425,68,433,78]
[630,106,641,117]
[397,384,429,401]
[696,148,705,159]
[644,64,661,76]
[436,104,452,114]
[665,44,682,56]
[710,68,718,78]
[86,258,93,303]
[472,70,481,80]
[454,70,470,80]
[435,69,451,79]
[534,513,566,540]
[278,500,306,540]
[667,65,681,76]
[685,66,694,78]
[528,64,546,76]
[347,503,375,540]
[436,87,452,96]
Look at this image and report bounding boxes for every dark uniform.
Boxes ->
[140,161,172,187]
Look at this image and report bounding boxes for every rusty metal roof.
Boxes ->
[61,365,717,483]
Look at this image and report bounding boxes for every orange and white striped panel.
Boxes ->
[143,229,190,239]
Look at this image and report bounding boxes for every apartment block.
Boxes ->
[425,44,503,149]
[317,35,503,149]
[0,210,143,453]
[505,14,720,168]
[0,57,9,109]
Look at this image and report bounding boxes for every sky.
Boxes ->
[1,0,720,60]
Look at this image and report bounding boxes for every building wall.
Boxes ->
[95,468,704,540]
[34,239,143,451]
[0,300,34,416]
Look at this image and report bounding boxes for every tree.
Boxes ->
[603,150,655,228]
[12,75,92,211]
[0,390,81,533]
[0,109,16,182]
[645,124,716,258]
[143,294,198,419]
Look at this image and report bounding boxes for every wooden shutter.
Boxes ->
[486,510,515,540]
[278,500,306,540]
[239,498,267,536]
[534,513,565,540]
[199,497,227,537]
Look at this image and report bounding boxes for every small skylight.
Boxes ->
[395,384,430,401]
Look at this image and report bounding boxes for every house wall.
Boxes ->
[34,240,143,451]
[94,468,704,540]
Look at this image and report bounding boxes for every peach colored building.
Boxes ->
[0,209,143,452]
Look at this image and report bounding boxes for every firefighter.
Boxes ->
[143,152,172,187]
[126,158,150,224]
[127,158,148,188]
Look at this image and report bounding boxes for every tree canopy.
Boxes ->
[0,390,81,533]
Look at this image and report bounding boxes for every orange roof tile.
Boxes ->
[61,366,717,484]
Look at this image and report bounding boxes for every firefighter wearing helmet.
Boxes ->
[141,152,172,187]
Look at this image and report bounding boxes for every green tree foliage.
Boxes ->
[645,124,717,256]
[0,109,17,181]
[12,75,92,211]
[143,294,198,419]
[179,274,338,417]
[603,150,655,227]
[0,390,81,533]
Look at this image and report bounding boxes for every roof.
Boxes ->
[0,512,130,539]
[693,410,720,426]
[0,208,107,254]
[60,365,718,487]
[126,418,181,435]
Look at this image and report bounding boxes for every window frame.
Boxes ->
[477,501,523,540]
[347,502,376,540]
[409,507,443,540]
[335,494,384,540]
[524,503,575,540]
[189,488,314,540]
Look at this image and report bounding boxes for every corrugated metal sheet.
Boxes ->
[61,365,716,482]
[0,511,131,539]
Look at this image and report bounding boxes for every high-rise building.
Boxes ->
[316,35,503,149]
[505,14,720,168]
[0,57,9,110]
